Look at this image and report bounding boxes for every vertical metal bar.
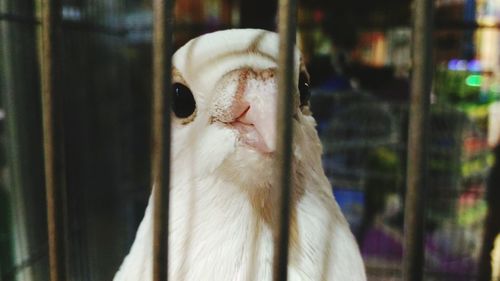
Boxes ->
[272,0,297,280]
[1,1,45,280]
[478,144,500,281]
[403,0,433,279]
[151,0,174,280]
[40,0,67,281]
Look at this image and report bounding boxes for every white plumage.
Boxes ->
[114,29,366,281]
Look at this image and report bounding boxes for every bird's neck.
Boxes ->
[247,185,303,255]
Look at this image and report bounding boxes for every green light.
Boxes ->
[465,74,482,87]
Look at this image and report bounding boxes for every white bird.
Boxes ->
[114,29,366,281]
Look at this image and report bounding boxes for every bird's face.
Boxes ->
[170,29,318,188]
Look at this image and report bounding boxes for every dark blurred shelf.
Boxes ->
[435,20,500,30]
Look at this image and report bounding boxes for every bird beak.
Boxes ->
[223,70,278,154]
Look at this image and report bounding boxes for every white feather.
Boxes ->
[114,29,366,281]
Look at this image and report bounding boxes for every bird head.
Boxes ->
[170,29,321,189]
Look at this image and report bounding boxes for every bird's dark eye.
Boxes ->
[172,83,196,119]
[298,72,310,107]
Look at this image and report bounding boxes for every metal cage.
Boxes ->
[3,0,486,280]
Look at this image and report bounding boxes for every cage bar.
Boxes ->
[272,0,298,280]
[151,0,174,280]
[403,0,433,280]
[40,0,67,281]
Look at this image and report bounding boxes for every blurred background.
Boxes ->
[0,0,500,280]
